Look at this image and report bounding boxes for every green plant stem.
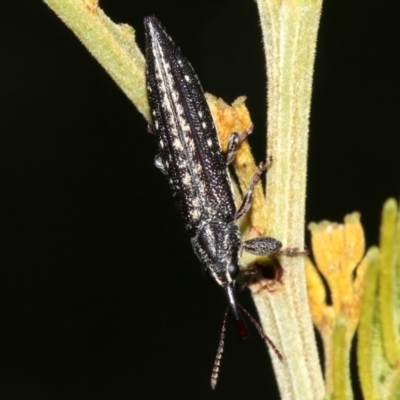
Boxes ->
[43,0,150,120]
[254,0,325,398]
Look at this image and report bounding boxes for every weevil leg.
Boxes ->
[234,157,272,220]
[225,133,240,165]
[242,236,282,256]
[147,124,156,135]
[242,238,308,258]
[154,154,167,175]
[225,124,253,165]
[276,247,309,257]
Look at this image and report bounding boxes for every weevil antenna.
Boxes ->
[211,308,229,390]
[237,303,284,362]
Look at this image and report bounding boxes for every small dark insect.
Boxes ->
[144,16,284,388]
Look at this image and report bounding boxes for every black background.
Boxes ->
[1,1,399,399]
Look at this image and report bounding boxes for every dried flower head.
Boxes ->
[306,212,368,394]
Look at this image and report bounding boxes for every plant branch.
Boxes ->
[251,0,325,398]
[43,0,150,120]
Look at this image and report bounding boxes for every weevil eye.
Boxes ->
[228,264,239,279]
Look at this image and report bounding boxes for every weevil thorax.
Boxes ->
[191,221,241,287]
[191,220,245,333]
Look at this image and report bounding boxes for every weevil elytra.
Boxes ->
[144,16,283,388]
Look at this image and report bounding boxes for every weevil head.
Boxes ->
[191,222,248,338]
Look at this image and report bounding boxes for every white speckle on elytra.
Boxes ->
[173,139,183,150]
[172,90,179,101]
[190,209,201,220]
[182,173,191,186]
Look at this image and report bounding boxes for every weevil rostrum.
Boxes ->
[144,16,283,387]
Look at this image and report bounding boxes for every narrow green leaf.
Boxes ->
[379,198,400,366]
[385,367,400,400]
[332,315,353,400]
[357,246,381,400]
